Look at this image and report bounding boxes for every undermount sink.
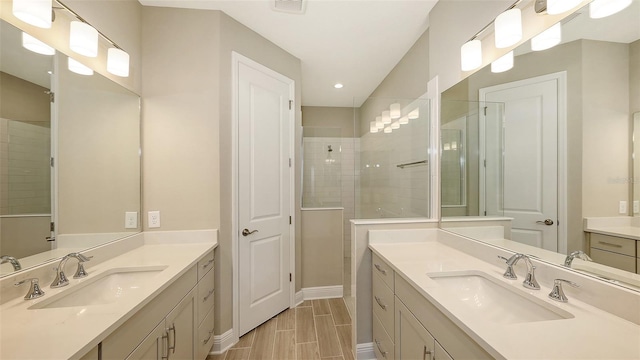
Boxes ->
[31,266,167,309]
[427,270,574,324]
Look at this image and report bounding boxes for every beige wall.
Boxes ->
[0,216,51,258]
[301,209,343,288]
[142,7,302,336]
[632,40,640,116]
[0,72,50,127]
[302,106,356,137]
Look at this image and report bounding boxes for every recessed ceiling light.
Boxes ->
[334,83,344,89]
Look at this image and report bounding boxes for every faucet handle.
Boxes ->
[548,279,579,302]
[523,265,540,290]
[51,266,69,288]
[14,278,45,300]
[497,255,517,279]
[73,256,93,279]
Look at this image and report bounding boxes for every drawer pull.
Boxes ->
[375,339,388,358]
[203,329,214,345]
[597,241,623,248]
[161,332,169,360]
[374,264,387,275]
[203,289,214,302]
[374,296,387,310]
[202,259,214,269]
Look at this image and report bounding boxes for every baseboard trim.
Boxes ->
[356,342,376,360]
[302,285,343,300]
[211,328,236,355]
[295,290,304,306]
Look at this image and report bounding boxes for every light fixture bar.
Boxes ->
[55,0,125,51]
[464,0,523,43]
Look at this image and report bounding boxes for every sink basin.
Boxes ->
[31,266,167,309]
[427,271,574,324]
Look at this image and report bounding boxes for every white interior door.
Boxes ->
[481,74,560,251]
[237,57,293,336]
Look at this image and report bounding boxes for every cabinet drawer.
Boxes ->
[197,306,216,360]
[590,233,635,256]
[590,248,636,272]
[197,266,215,325]
[372,271,394,339]
[372,253,394,291]
[373,313,394,360]
[198,250,215,280]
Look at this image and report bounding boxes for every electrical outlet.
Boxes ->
[619,201,627,214]
[148,211,161,228]
[125,211,138,229]
[634,201,639,214]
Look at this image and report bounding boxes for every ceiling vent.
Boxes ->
[272,0,306,14]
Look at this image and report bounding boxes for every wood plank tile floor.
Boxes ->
[207,298,354,360]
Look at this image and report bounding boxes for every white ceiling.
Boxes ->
[138,0,438,107]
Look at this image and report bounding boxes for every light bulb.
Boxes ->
[107,48,130,77]
[370,122,379,133]
[408,108,419,120]
[375,116,384,130]
[546,0,583,15]
[12,0,52,29]
[399,116,409,125]
[381,111,391,125]
[495,8,522,48]
[70,21,98,57]
[68,57,94,76]
[589,0,632,18]
[461,40,482,71]
[491,51,514,73]
[390,103,401,119]
[531,23,562,51]
[391,121,400,130]
[383,127,392,134]
[22,32,54,55]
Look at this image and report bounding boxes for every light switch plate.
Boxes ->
[125,212,138,229]
[148,211,161,228]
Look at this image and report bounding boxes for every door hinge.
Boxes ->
[289,100,293,110]
[483,159,486,167]
[46,91,54,103]
[50,157,54,167]
[50,222,55,231]
[289,158,292,167]
[289,216,292,225]
[484,211,487,216]
[289,273,292,282]
[483,106,487,116]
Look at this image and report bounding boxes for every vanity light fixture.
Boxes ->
[461,39,482,71]
[68,57,93,76]
[69,21,98,57]
[491,51,514,73]
[375,116,384,130]
[589,0,632,18]
[399,116,409,125]
[381,110,392,125]
[495,8,522,48]
[107,48,130,77]
[408,108,419,120]
[546,0,583,14]
[370,121,379,133]
[12,0,52,29]
[390,103,401,119]
[383,127,392,134]
[531,23,562,51]
[22,32,55,55]
[334,83,344,89]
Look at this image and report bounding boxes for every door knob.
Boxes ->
[536,219,554,226]
[242,229,258,236]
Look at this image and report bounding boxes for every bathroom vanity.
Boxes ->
[0,232,217,360]
[369,229,640,360]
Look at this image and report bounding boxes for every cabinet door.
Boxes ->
[434,341,453,360]
[127,322,165,360]
[395,298,435,360]
[166,289,196,360]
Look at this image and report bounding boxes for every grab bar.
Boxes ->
[396,160,428,169]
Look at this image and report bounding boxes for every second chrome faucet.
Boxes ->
[51,253,92,288]
[498,253,540,290]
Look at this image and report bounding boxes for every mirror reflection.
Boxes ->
[0,19,141,276]
[441,1,640,290]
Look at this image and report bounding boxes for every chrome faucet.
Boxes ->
[498,253,540,290]
[1,255,22,271]
[564,250,592,267]
[51,253,92,288]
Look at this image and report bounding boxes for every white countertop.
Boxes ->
[369,240,640,360]
[0,240,216,360]
[585,225,640,241]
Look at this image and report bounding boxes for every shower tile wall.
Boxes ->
[0,119,51,215]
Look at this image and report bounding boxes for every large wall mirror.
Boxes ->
[441,0,640,291]
[0,18,141,276]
